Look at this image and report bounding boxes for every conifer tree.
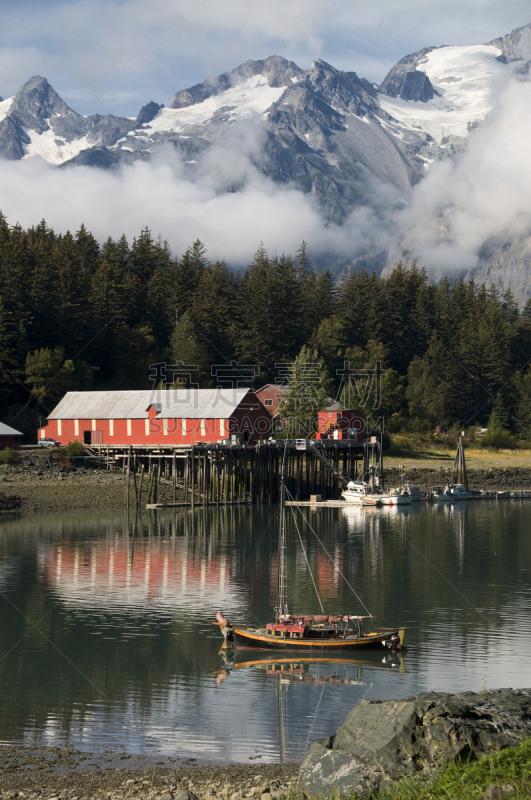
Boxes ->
[277,345,332,437]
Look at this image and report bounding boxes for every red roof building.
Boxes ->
[40,389,271,446]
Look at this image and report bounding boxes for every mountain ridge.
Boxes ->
[1,21,531,301]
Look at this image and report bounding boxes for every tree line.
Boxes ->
[0,213,530,438]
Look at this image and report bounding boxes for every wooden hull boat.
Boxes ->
[231,625,404,651]
[214,452,406,654]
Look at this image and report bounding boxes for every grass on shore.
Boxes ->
[368,738,531,799]
[385,433,531,471]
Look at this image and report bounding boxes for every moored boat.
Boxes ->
[405,484,426,502]
[214,461,405,652]
[379,487,412,506]
[432,483,471,501]
[341,480,383,506]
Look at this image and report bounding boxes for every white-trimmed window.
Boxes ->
[219,419,225,435]
[264,399,273,406]
[74,420,79,435]
[181,419,187,434]
[92,419,96,431]
[109,419,114,436]
[200,419,206,436]
[57,420,62,436]
[145,418,150,435]
[127,419,132,436]
[163,418,168,435]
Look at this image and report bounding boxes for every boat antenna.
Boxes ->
[275,443,289,621]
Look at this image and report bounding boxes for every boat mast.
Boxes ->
[276,458,289,620]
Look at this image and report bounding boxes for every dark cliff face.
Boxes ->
[135,101,163,127]
[379,48,438,102]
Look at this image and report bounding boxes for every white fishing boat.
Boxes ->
[341,480,383,506]
[405,484,426,502]
[432,483,471,502]
[379,487,412,506]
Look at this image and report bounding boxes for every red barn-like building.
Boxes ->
[315,406,363,442]
[255,384,290,416]
[40,389,270,446]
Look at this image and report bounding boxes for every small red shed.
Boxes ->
[0,421,23,450]
[315,405,363,442]
[40,389,270,446]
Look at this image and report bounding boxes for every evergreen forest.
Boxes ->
[1,214,531,440]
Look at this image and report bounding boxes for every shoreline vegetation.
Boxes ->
[0,441,530,514]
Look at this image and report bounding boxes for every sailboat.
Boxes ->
[214,465,405,652]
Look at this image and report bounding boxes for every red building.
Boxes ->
[315,405,363,442]
[255,384,289,416]
[0,421,23,450]
[40,389,271,446]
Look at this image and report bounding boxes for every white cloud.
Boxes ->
[393,74,531,278]
[0,130,392,267]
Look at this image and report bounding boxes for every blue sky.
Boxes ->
[1,0,531,117]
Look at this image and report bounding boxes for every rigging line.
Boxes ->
[288,502,325,614]
[304,682,327,751]
[241,505,280,573]
[285,486,372,618]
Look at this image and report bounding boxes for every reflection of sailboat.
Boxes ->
[215,649,405,765]
[215,462,405,651]
[229,650,406,677]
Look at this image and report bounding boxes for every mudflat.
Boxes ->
[0,744,298,800]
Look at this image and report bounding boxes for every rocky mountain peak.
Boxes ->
[303,59,377,113]
[171,55,302,109]
[488,20,531,61]
[135,100,163,127]
[10,75,80,134]
[379,48,438,102]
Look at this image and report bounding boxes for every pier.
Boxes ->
[91,440,364,507]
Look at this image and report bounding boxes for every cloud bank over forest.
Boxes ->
[0,127,397,267]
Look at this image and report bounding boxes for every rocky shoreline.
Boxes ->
[299,688,531,799]
[0,746,299,800]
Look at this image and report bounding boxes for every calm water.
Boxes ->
[0,501,530,763]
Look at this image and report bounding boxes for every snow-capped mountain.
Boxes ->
[0,43,523,203]
[2,22,531,298]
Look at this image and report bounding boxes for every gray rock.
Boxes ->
[136,101,163,127]
[380,48,439,102]
[488,21,531,62]
[484,784,516,800]
[299,688,531,799]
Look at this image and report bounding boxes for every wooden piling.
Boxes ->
[125,445,132,507]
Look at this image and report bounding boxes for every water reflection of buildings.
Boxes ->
[39,537,236,612]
